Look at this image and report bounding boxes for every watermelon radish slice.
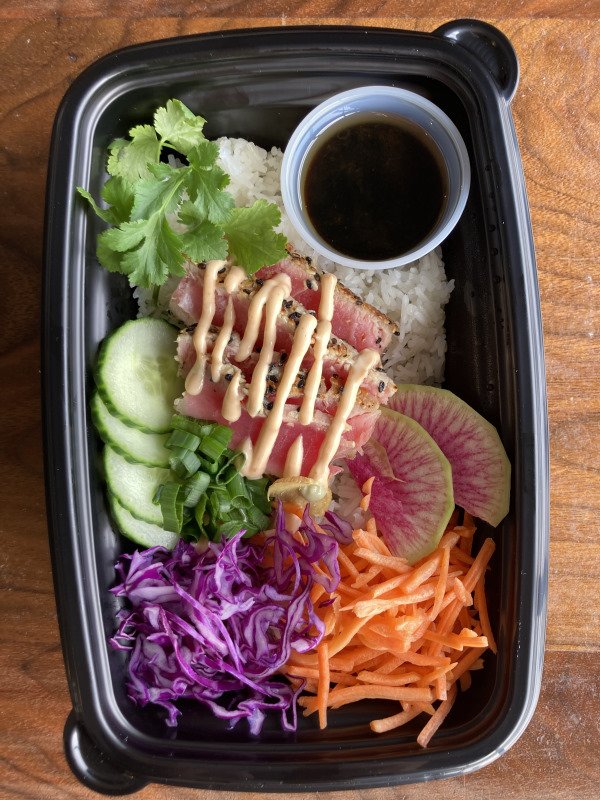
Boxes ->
[347,407,454,563]
[388,384,511,527]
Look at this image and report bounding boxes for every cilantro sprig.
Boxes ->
[77,99,287,287]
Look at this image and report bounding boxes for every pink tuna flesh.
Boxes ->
[170,265,396,404]
[255,251,399,353]
[176,378,379,477]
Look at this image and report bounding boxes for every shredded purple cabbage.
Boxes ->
[110,502,341,734]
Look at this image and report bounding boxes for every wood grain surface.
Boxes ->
[1,2,599,798]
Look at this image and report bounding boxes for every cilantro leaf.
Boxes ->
[186,154,234,225]
[101,220,148,252]
[130,168,187,221]
[96,231,127,273]
[120,215,186,288]
[101,177,134,225]
[77,100,290,286]
[78,177,134,227]
[77,187,113,224]
[154,99,207,155]
[107,125,161,183]
[222,200,287,274]
[178,201,228,262]
[185,138,219,169]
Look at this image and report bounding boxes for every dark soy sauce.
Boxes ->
[302,114,448,261]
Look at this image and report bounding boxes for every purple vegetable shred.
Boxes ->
[110,503,340,733]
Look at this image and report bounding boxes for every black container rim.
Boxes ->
[42,22,549,794]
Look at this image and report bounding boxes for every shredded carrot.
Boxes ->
[337,548,359,578]
[474,569,497,654]
[357,670,422,687]
[282,502,304,518]
[370,705,423,734]
[317,644,330,730]
[416,683,458,747]
[282,514,496,747]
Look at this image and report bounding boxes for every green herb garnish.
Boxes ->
[77,99,287,286]
[158,415,272,540]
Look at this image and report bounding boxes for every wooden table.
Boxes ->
[1,2,598,798]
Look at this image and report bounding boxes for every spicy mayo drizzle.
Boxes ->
[185,259,225,395]
[185,260,379,483]
[283,436,304,478]
[299,273,336,425]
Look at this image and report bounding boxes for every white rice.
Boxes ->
[135,136,454,386]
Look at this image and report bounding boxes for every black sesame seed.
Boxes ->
[283,299,293,309]
[375,337,382,345]
[306,256,312,265]
[218,267,226,274]
[378,381,385,393]
[355,299,363,306]
[394,330,401,336]
[331,337,338,345]
[243,288,252,295]
[255,278,264,286]
[288,311,301,323]
[308,309,316,316]
[297,377,306,389]
[264,400,274,411]
[225,373,233,382]
[279,352,288,364]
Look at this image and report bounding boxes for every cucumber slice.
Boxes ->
[104,445,171,526]
[91,392,172,468]
[108,494,179,549]
[96,318,183,433]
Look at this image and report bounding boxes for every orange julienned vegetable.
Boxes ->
[284,508,496,748]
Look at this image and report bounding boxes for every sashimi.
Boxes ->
[177,330,381,417]
[176,378,379,478]
[388,384,511,526]
[256,251,399,352]
[347,407,454,563]
[170,264,396,403]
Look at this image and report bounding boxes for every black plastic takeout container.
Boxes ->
[42,21,549,795]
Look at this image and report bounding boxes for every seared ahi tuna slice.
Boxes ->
[175,379,379,477]
[171,268,396,403]
[255,250,399,353]
[177,330,388,415]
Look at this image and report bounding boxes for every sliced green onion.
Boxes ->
[166,429,201,452]
[194,494,208,532]
[216,462,238,486]
[246,477,272,514]
[245,504,271,531]
[158,482,185,533]
[183,471,210,507]
[169,447,202,479]
[224,471,249,502]
[217,518,248,539]
[199,456,220,475]
[181,520,202,542]
[208,486,232,520]
[215,448,241,483]
[198,425,233,461]
[171,415,214,439]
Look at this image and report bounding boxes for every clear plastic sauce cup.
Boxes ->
[281,86,471,270]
